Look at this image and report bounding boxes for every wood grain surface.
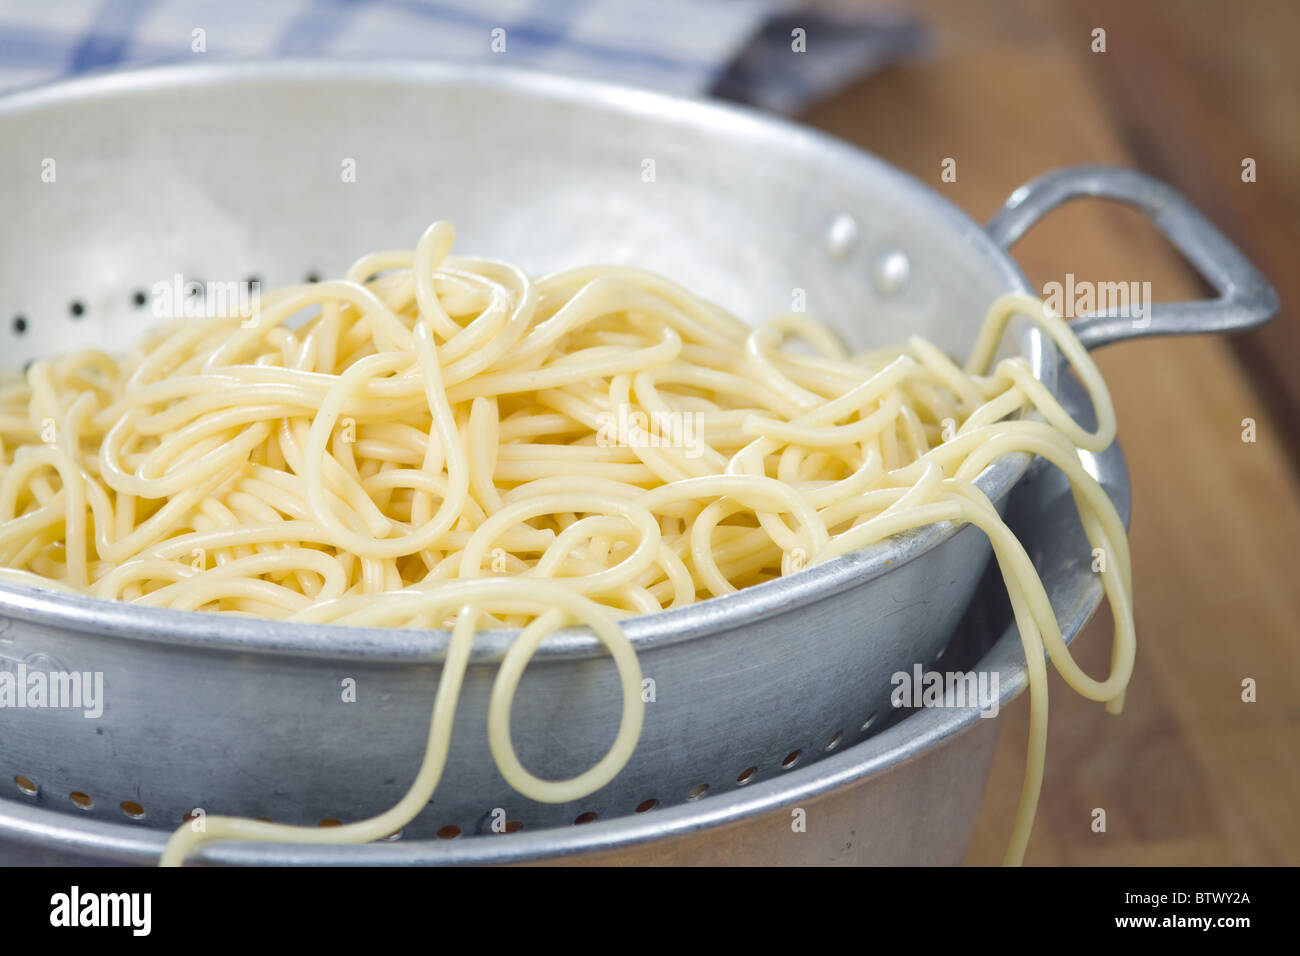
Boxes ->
[803,0,1299,865]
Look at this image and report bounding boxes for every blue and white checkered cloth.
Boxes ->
[0,0,923,113]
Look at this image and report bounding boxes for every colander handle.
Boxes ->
[986,165,1278,349]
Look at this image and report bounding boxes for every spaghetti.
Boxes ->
[0,221,1134,866]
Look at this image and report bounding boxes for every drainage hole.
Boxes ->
[436,824,462,839]
[686,783,709,800]
[14,775,38,796]
[69,791,93,810]
[120,800,146,820]
[635,799,658,813]
[736,766,757,785]
[825,730,843,751]
[781,750,802,770]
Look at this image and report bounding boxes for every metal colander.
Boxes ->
[0,61,1274,864]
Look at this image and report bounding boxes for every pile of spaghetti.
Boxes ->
[0,222,1133,866]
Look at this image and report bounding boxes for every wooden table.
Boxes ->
[803,0,1299,865]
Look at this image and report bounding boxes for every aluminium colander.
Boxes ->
[0,61,1276,863]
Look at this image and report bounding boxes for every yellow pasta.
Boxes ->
[0,221,1134,866]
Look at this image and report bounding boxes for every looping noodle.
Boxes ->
[0,221,1134,867]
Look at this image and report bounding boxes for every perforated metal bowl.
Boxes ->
[0,61,1274,862]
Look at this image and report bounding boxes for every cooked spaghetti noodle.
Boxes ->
[0,222,1134,866]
